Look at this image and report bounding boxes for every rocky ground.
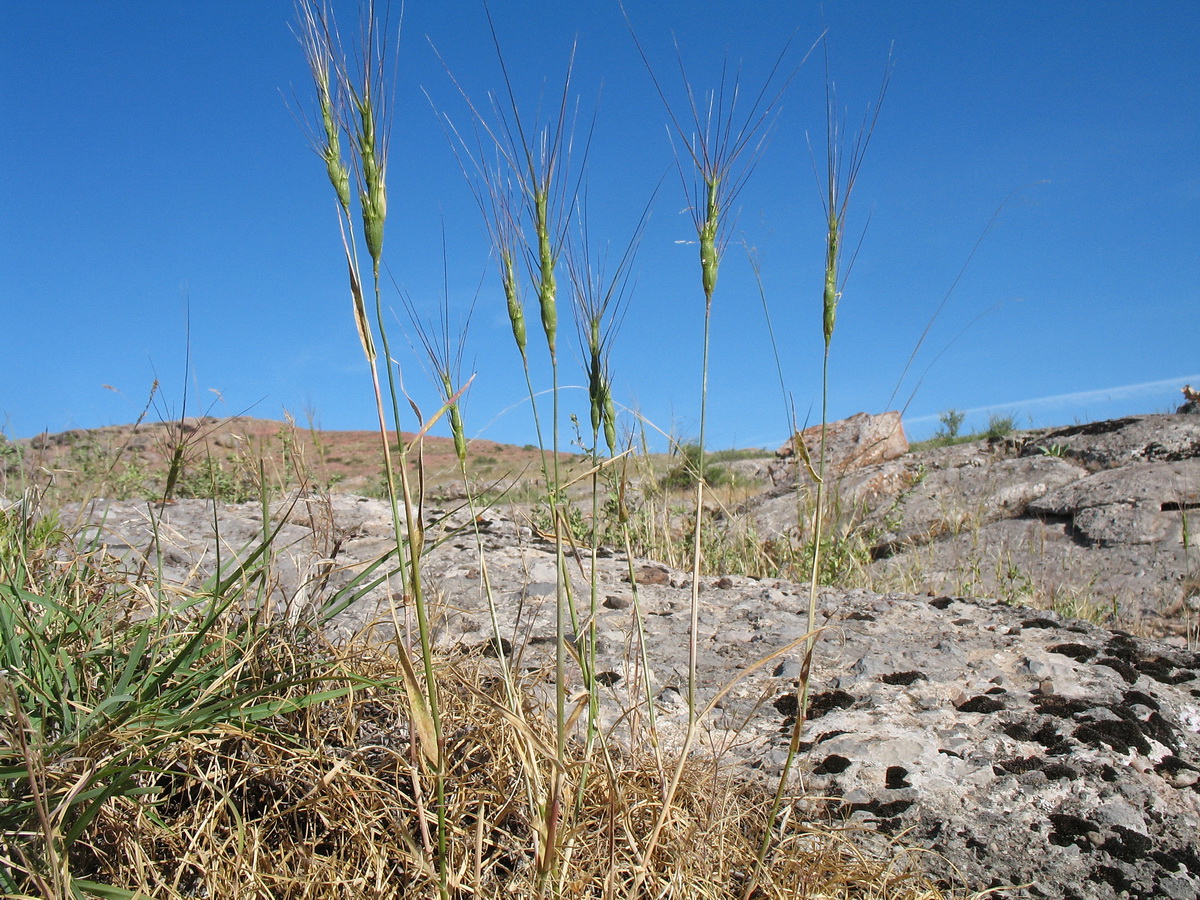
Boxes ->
[741,412,1200,644]
[6,408,1200,899]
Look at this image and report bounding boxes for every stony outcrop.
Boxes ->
[775,411,908,474]
[59,479,1200,900]
[743,414,1200,640]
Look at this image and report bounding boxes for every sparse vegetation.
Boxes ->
[661,442,730,490]
[936,408,965,441]
[985,413,1018,440]
[909,410,1024,453]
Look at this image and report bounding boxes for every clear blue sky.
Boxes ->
[3,1,1198,449]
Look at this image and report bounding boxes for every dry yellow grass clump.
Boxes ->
[11,650,956,900]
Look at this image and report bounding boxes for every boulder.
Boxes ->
[775,411,908,474]
[866,454,1088,554]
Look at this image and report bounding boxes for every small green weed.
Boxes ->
[662,443,728,490]
[936,408,965,441]
[985,413,1018,440]
[175,457,258,504]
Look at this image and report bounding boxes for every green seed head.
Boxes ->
[588,318,601,357]
[535,190,557,353]
[700,229,718,301]
[602,386,617,457]
[823,277,838,348]
[317,80,351,213]
[361,182,386,265]
[449,405,467,465]
[590,392,603,438]
[539,267,557,354]
[700,178,720,301]
[502,250,527,357]
[324,148,351,214]
[823,222,840,347]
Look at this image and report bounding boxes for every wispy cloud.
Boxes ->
[906,374,1200,426]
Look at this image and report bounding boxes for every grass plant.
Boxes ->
[438,17,591,887]
[0,483,364,897]
[297,2,452,892]
[619,18,804,886]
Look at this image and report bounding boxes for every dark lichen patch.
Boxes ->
[1123,689,1160,711]
[880,670,925,686]
[1004,719,1070,754]
[813,754,851,775]
[1041,762,1078,780]
[1133,654,1198,686]
[1035,695,1092,718]
[1106,632,1138,651]
[1096,656,1139,684]
[773,693,798,718]
[1101,825,1153,863]
[994,755,1078,781]
[1075,719,1152,755]
[1047,642,1096,662]
[1151,843,1200,878]
[995,756,1044,776]
[957,695,1005,713]
[846,798,914,819]
[1101,634,1200,684]
[1155,755,1200,782]
[885,765,911,789]
[798,729,848,751]
[805,690,856,720]
[1093,865,1133,893]
[1048,812,1099,848]
[1139,711,1179,753]
[816,729,848,744]
[1042,417,1139,439]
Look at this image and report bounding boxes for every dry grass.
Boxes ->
[13,645,958,900]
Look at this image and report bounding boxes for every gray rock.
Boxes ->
[1024,414,1200,470]
[740,414,1200,638]
[1028,460,1200,545]
[867,454,1087,553]
[774,411,908,474]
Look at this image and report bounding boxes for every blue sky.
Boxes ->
[3,2,1198,450]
